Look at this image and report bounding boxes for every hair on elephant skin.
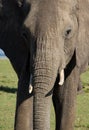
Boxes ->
[0,0,89,130]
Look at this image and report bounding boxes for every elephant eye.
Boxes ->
[65,29,71,37]
[63,26,73,39]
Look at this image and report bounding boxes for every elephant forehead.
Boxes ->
[37,0,77,13]
[59,0,77,6]
[58,0,78,12]
[25,0,77,35]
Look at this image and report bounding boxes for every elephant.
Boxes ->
[24,0,89,130]
[0,0,33,130]
[0,0,89,130]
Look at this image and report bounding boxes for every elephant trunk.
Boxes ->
[33,64,57,130]
[32,36,65,129]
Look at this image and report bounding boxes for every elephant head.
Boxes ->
[1,0,89,130]
[24,0,79,129]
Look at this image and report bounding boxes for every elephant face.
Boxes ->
[24,0,79,129]
[25,0,78,81]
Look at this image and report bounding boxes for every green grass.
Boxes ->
[0,59,89,130]
[74,72,89,130]
[0,59,17,130]
[75,93,89,130]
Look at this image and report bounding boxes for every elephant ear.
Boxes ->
[75,0,89,69]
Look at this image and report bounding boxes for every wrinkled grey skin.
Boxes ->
[24,0,89,130]
[26,0,78,130]
[1,0,89,130]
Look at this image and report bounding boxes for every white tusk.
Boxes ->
[29,84,33,94]
[59,69,64,86]
[29,74,33,94]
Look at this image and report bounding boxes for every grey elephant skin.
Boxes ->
[0,0,89,130]
[25,0,89,130]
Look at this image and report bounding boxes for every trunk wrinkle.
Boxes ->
[33,75,52,79]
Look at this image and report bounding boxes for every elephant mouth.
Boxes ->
[29,68,65,94]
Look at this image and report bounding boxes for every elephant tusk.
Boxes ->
[29,84,33,94]
[29,74,33,94]
[59,69,64,86]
